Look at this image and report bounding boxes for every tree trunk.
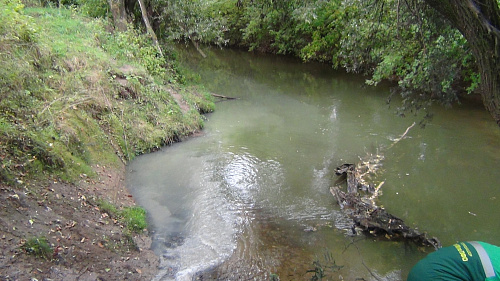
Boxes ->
[423,0,500,126]
[137,0,164,57]
[108,0,127,32]
[190,38,207,58]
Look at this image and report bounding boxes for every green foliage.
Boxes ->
[77,0,109,18]
[298,0,350,64]
[97,198,120,216]
[238,0,305,54]
[153,0,228,46]
[181,86,215,114]
[0,0,38,43]
[121,206,147,233]
[101,25,190,84]
[21,236,53,259]
[214,0,481,114]
[0,5,214,184]
[349,1,478,113]
[0,6,109,184]
[98,199,148,233]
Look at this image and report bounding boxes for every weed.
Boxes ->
[269,273,280,281]
[181,86,215,114]
[121,206,147,233]
[96,199,147,233]
[307,251,343,281]
[96,198,119,217]
[21,236,53,259]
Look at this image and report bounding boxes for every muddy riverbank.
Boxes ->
[0,164,159,280]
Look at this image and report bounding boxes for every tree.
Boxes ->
[137,0,163,57]
[108,0,127,31]
[154,0,228,57]
[423,0,500,125]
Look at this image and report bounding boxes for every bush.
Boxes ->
[101,25,170,80]
[217,0,480,115]
[0,0,38,43]
[77,0,108,18]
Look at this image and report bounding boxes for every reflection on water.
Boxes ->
[127,47,500,281]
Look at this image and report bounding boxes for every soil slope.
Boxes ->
[0,164,159,280]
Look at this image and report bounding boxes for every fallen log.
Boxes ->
[331,163,441,249]
[211,93,237,100]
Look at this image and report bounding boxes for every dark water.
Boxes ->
[126,47,500,281]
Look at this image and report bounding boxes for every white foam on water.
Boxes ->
[153,153,262,281]
[153,182,239,280]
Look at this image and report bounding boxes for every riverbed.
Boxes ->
[126,47,500,281]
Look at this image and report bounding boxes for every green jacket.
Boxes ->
[407,241,500,281]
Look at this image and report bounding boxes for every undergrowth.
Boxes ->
[0,0,214,185]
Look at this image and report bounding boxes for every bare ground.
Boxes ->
[0,164,159,280]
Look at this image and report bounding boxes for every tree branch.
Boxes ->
[137,0,164,57]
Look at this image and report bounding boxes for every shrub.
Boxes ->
[77,0,108,18]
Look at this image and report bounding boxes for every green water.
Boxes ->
[127,47,500,281]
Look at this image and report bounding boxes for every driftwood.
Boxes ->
[331,163,441,249]
[211,93,237,100]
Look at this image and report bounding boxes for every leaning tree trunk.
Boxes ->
[137,0,164,57]
[424,0,500,126]
[108,0,127,32]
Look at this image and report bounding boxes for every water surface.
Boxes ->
[126,48,500,280]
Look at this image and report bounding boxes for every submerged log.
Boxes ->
[331,163,441,249]
[211,93,237,100]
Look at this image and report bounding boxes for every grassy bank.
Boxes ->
[0,2,214,185]
[0,2,214,279]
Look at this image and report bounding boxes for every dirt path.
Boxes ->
[0,164,159,280]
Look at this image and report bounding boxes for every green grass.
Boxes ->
[121,206,147,233]
[97,199,148,233]
[21,236,53,259]
[26,7,109,59]
[96,198,119,217]
[0,2,214,184]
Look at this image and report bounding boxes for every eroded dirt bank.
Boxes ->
[0,164,159,280]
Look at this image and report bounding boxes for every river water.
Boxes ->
[126,48,500,281]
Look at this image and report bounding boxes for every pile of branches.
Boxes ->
[330,123,441,249]
[331,163,441,249]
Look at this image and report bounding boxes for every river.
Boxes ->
[126,47,500,281]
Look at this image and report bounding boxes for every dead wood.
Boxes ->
[211,93,237,100]
[331,163,441,249]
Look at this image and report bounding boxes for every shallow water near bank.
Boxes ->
[126,48,500,280]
